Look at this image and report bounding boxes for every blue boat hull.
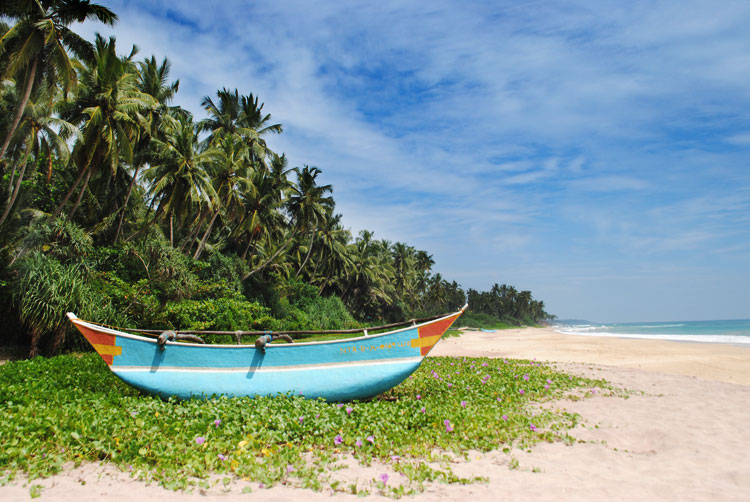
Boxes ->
[67,308,464,401]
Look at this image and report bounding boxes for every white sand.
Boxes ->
[4,327,750,501]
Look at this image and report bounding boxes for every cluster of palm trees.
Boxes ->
[0,1,474,324]
[466,284,549,325]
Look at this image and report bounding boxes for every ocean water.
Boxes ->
[552,319,750,345]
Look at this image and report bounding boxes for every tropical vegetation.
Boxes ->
[0,1,551,358]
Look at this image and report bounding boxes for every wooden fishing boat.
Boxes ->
[67,305,466,402]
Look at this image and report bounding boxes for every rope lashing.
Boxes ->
[254,331,293,353]
[157,330,205,350]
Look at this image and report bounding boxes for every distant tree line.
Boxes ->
[0,1,550,357]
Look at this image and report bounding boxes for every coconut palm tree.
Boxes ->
[0,87,78,226]
[287,165,334,277]
[142,113,218,244]
[198,88,281,166]
[193,134,253,259]
[113,55,180,242]
[0,0,117,164]
[54,35,157,220]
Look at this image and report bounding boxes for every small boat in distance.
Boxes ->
[67,305,467,402]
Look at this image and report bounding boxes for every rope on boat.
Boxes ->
[254,332,294,353]
[157,330,206,349]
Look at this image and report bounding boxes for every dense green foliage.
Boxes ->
[0,353,610,495]
[0,1,551,357]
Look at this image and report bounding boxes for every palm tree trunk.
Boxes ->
[0,150,31,226]
[193,210,220,260]
[0,57,37,163]
[169,214,174,246]
[179,211,205,252]
[68,166,93,219]
[295,227,317,278]
[241,234,255,261]
[114,164,141,242]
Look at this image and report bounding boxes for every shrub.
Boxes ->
[162,296,274,331]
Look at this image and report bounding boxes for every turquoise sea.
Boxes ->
[551,319,750,345]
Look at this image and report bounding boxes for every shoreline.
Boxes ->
[435,326,750,385]
[3,327,749,501]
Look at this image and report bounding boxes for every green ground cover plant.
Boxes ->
[0,353,609,496]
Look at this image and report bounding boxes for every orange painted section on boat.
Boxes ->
[415,314,459,355]
[76,323,119,365]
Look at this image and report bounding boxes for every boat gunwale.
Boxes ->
[66,306,466,350]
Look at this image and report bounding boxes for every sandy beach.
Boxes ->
[3,327,750,501]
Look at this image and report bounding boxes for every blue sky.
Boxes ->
[78,1,750,322]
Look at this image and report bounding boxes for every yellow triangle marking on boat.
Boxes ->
[93,344,122,356]
[410,335,441,348]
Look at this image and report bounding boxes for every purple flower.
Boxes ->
[214,419,221,427]
[496,397,502,402]
[286,465,295,473]
[420,407,426,414]
[519,389,525,395]
[502,415,508,421]
[523,374,529,381]
[416,394,421,400]
[380,473,389,484]
[337,403,344,409]
[482,362,488,367]
[391,455,400,462]
[218,453,227,461]
[530,424,537,432]
[334,435,343,445]
[460,400,467,408]
[346,406,353,415]
[447,383,453,388]
[544,384,550,390]
[298,416,304,424]
[444,419,454,432]
[355,439,363,447]
[546,378,553,384]
[195,436,205,445]
[366,435,375,444]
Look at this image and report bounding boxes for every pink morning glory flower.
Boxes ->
[482,362,488,367]
[519,389,525,395]
[544,384,550,390]
[286,465,295,473]
[298,416,304,424]
[546,378,553,384]
[420,407,426,414]
[447,383,453,388]
[523,374,529,381]
[337,403,344,408]
[334,435,343,445]
[195,436,205,445]
[496,397,502,402]
[444,419,454,432]
[530,424,537,432]
[502,415,508,421]
[391,455,400,462]
[355,439,363,447]
[460,400,467,408]
[214,419,221,427]
[218,453,227,461]
[380,473,389,484]
[366,435,375,444]
[416,394,421,400]
[346,406,353,415]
